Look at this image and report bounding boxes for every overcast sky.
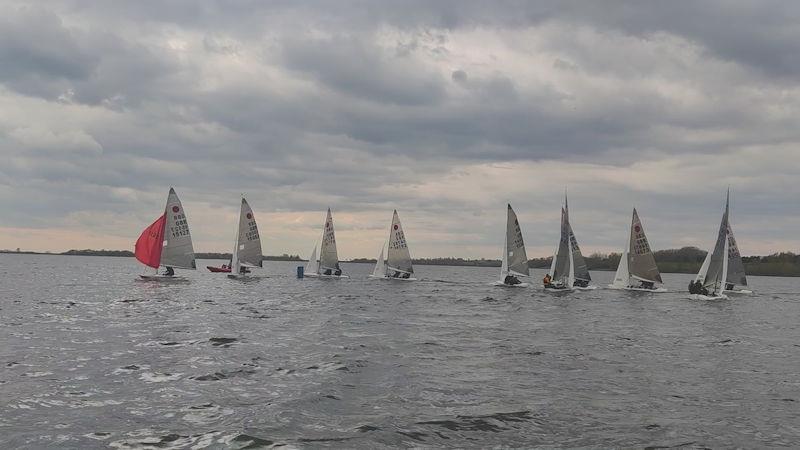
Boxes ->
[1,1,798,259]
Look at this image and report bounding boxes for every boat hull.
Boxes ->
[608,284,668,293]
[573,285,597,291]
[305,272,350,279]
[492,281,529,288]
[138,275,187,282]
[207,266,231,273]
[369,274,417,281]
[688,293,728,301]
[543,286,573,292]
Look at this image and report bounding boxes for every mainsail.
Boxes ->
[564,194,591,282]
[550,208,571,283]
[722,190,747,287]
[501,204,529,278]
[319,208,340,271]
[137,188,195,270]
[628,208,662,283]
[233,197,263,269]
[387,210,413,274]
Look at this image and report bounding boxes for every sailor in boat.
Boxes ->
[324,268,332,276]
[164,266,175,277]
[504,275,521,285]
[725,282,734,291]
[574,278,589,288]
[688,280,709,296]
[334,268,342,276]
[542,273,560,289]
[640,280,655,290]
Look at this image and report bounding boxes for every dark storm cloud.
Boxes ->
[0,0,798,255]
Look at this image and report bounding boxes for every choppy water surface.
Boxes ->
[1,254,798,448]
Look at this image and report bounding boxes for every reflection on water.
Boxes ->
[0,254,798,448]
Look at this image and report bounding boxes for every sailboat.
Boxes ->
[689,190,748,299]
[493,204,530,287]
[609,208,667,292]
[370,210,416,280]
[304,208,348,278]
[544,207,575,291]
[135,187,196,280]
[226,197,263,279]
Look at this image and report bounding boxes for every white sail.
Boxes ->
[628,208,662,283]
[567,238,575,288]
[318,208,340,272]
[234,197,263,268]
[501,204,529,278]
[386,210,413,274]
[612,246,630,289]
[719,236,730,295]
[305,245,319,274]
[552,208,571,284]
[695,250,711,283]
[548,250,557,277]
[160,187,196,269]
[372,244,386,277]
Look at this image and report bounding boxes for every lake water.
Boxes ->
[1,254,798,448]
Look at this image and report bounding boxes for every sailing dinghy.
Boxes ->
[304,208,349,278]
[609,208,667,292]
[689,190,746,299]
[370,210,416,280]
[226,197,263,279]
[543,208,575,291]
[135,187,196,280]
[493,204,530,287]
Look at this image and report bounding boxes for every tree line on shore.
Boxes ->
[2,247,799,276]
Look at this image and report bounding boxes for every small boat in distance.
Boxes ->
[370,210,416,280]
[609,208,667,292]
[304,208,349,278]
[207,264,232,273]
[135,187,196,280]
[226,197,263,279]
[493,204,530,287]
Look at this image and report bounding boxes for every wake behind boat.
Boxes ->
[609,208,667,292]
[135,187,196,280]
[371,210,416,280]
[493,204,530,287]
[226,196,263,280]
[304,208,349,278]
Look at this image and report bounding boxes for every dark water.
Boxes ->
[1,254,798,448]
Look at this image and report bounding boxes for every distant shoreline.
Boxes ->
[2,247,798,277]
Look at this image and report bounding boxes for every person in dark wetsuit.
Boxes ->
[334,268,342,276]
[165,266,175,276]
[688,280,698,294]
[504,275,521,285]
[574,279,589,288]
[324,268,332,275]
[402,273,410,279]
[640,281,654,290]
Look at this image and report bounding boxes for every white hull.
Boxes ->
[492,281,530,288]
[305,272,350,279]
[724,289,753,295]
[543,286,573,292]
[369,274,417,281]
[688,293,728,301]
[573,285,597,291]
[608,284,668,293]
[138,275,187,282]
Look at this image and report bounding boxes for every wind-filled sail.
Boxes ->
[235,198,263,267]
[722,191,747,287]
[502,204,529,277]
[611,246,629,289]
[551,208,571,282]
[135,214,166,268]
[159,188,196,269]
[305,245,319,274]
[564,196,590,282]
[387,210,413,274]
[319,208,340,271]
[372,245,386,277]
[703,211,727,290]
[628,208,662,283]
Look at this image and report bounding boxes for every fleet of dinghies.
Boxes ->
[134,187,755,298]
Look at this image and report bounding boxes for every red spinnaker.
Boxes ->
[135,214,166,268]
